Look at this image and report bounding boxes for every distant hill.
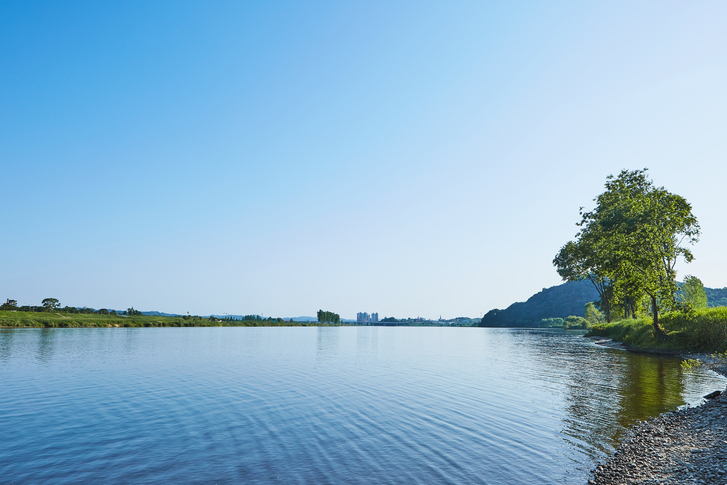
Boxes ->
[479,280,727,327]
[479,280,598,327]
[141,311,183,317]
[290,316,318,322]
[705,287,727,308]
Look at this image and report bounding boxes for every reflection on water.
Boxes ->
[36,328,56,364]
[356,326,378,356]
[316,326,339,361]
[0,329,14,363]
[510,328,719,461]
[562,346,688,457]
[0,327,723,485]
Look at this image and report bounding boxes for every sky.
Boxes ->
[2,1,727,318]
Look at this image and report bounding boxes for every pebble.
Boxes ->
[590,361,727,485]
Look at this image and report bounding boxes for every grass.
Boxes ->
[586,307,727,353]
[0,311,332,328]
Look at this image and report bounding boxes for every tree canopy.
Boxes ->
[681,275,708,309]
[42,298,60,310]
[554,169,700,336]
[317,310,340,324]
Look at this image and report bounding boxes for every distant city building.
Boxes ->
[357,312,379,324]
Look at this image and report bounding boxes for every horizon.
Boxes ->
[3,1,727,318]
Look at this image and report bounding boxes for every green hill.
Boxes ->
[705,286,727,308]
[479,280,599,327]
[479,280,727,327]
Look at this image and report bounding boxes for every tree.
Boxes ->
[681,275,708,309]
[554,169,699,338]
[42,298,60,311]
[564,315,589,329]
[584,302,604,325]
[554,240,614,322]
[317,309,340,323]
[1,299,18,310]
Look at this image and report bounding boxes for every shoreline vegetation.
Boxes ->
[549,169,727,483]
[0,310,480,328]
[0,310,336,328]
[586,307,727,354]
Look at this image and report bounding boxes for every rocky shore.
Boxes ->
[589,361,727,485]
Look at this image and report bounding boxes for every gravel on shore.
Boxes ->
[589,361,727,485]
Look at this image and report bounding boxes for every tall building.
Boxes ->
[357,312,378,324]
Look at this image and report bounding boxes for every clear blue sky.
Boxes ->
[2,1,726,318]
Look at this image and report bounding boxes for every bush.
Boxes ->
[587,308,727,353]
[564,315,589,329]
[662,307,727,352]
[539,317,564,328]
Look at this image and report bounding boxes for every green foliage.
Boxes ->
[586,307,727,353]
[704,287,727,307]
[538,317,564,327]
[0,311,337,328]
[554,169,700,334]
[42,298,60,311]
[584,302,604,325]
[317,310,340,324]
[564,315,589,329]
[680,359,702,371]
[680,275,708,309]
[126,307,142,316]
[0,299,18,310]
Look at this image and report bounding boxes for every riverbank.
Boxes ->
[0,310,334,328]
[586,308,727,354]
[589,343,727,484]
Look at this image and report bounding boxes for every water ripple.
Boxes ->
[0,327,724,484]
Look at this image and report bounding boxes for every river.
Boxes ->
[0,326,724,484]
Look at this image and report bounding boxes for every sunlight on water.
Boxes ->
[0,327,724,484]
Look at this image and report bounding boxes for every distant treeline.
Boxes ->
[317,310,340,324]
[0,311,333,328]
[219,315,287,323]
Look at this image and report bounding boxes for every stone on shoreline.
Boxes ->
[590,362,727,485]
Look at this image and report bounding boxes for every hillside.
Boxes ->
[479,280,599,327]
[705,286,727,307]
[479,280,727,327]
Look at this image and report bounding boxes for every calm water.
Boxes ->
[0,327,724,484]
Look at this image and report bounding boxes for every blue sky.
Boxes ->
[2,1,726,318]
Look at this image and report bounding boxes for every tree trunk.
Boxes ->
[651,295,667,339]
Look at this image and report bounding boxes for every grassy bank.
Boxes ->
[586,307,727,353]
[0,311,331,328]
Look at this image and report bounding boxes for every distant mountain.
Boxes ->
[479,280,727,327]
[141,311,183,317]
[479,280,600,327]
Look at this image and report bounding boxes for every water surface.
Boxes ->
[0,327,724,484]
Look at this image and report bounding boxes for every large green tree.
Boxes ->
[42,298,60,311]
[554,169,699,337]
